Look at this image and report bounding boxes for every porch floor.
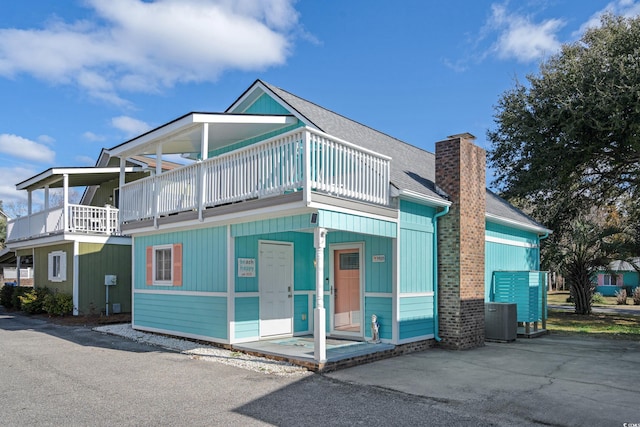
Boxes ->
[233,335,395,371]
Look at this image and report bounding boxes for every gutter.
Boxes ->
[432,205,450,342]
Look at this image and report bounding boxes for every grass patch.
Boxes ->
[547,291,627,306]
[547,309,640,340]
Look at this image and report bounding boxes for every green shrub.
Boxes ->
[633,287,640,305]
[10,286,31,311]
[591,292,605,304]
[43,292,73,316]
[18,288,50,314]
[615,288,628,305]
[1,284,15,308]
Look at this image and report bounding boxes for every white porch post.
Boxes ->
[154,145,162,228]
[303,131,311,205]
[119,157,126,231]
[62,174,69,231]
[43,186,49,233]
[314,227,327,363]
[16,255,21,286]
[199,123,209,221]
[27,190,32,236]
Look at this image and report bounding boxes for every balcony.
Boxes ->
[7,204,120,242]
[120,128,391,224]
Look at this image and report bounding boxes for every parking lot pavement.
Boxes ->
[328,334,640,426]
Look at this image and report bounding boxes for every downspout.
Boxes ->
[432,205,450,342]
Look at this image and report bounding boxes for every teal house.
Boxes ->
[594,260,640,296]
[106,80,550,364]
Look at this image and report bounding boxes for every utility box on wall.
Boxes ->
[485,302,517,342]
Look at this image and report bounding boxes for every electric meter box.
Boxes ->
[104,275,117,286]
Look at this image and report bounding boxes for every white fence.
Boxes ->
[120,128,390,223]
[6,205,119,241]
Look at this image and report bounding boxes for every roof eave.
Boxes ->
[485,213,552,235]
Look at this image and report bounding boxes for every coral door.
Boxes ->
[259,242,293,337]
[333,248,362,335]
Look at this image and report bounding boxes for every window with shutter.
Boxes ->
[146,244,183,286]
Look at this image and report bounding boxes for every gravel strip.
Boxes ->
[94,323,310,377]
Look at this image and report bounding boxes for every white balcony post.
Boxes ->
[62,174,69,232]
[303,131,311,205]
[154,145,162,228]
[27,190,32,237]
[199,123,209,221]
[314,227,327,363]
[43,186,49,232]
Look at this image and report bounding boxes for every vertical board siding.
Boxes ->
[399,200,435,294]
[78,243,132,315]
[294,294,309,333]
[244,93,291,114]
[493,271,542,323]
[134,226,227,292]
[399,296,435,339]
[485,241,539,301]
[364,297,392,340]
[326,231,393,294]
[134,293,227,339]
[486,221,540,245]
[235,232,315,293]
[34,243,74,294]
[234,297,259,339]
[231,214,313,237]
[318,210,396,238]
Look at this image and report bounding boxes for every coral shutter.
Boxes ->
[597,274,604,286]
[146,246,153,285]
[618,274,624,287]
[172,244,183,286]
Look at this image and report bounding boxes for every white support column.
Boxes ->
[154,145,162,228]
[199,123,209,221]
[72,240,79,316]
[62,174,69,232]
[314,227,327,363]
[27,190,32,236]
[44,186,50,211]
[303,131,312,205]
[119,157,126,230]
[16,255,21,286]
[155,144,163,176]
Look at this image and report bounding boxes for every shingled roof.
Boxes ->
[258,80,548,233]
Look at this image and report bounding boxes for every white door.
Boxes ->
[259,242,293,337]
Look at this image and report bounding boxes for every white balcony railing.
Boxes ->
[120,128,391,223]
[6,205,120,242]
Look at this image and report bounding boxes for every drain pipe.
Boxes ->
[432,205,450,342]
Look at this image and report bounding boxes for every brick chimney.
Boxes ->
[435,133,486,350]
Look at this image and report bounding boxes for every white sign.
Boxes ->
[372,255,385,263]
[238,258,256,277]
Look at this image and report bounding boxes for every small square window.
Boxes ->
[339,252,359,270]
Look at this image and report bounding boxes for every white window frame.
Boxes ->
[152,244,173,285]
[48,251,67,282]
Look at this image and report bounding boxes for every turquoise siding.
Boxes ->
[493,271,544,322]
[231,214,313,237]
[318,210,396,238]
[399,200,435,293]
[235,297,259,339]
[595,271,639,296]
[234,232,315,292]
[399,296,435,340]
[134,226,227,292]
[294,294,310,333]
[134,293,227,339]
[365,297,392,340]
[245,93,290,114]
[326,232,393,294]
[485,221,540,301]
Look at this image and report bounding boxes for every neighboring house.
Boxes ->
[594,259,640,296]
[103,79,550,362]
[4,157,180,315]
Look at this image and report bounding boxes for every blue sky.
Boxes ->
[1,0,639,210]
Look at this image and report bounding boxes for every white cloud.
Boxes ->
[0,134,56,163]
[575,0,640,35]
[37,134,56,145]
[0,166,37,210]
[488,3,565,63]
[82,131,106,142]
[75,155,96,165]
[0,0,299,104]
[111,115,151,137]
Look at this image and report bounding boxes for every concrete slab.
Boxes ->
[327,334,640,426]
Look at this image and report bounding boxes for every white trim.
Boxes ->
[235,292,260,298]
[16,167,142,191]
[47,250,67,282]
[131,325,230,345]
[7,234,131,251]
[72,241,79,316]
[329,242,365,338]
[485,235,539,248]
[364,292,393,298]
[134,289,228,297]
[307,201,398,224]
[131,237,135,323]
[150,244,174,285]
[258,240,294,338]
[231,335,261,344]
[391,188,451,208]
[398,292,435,298]
[486,213,551,234]
[397,334,435,345]
[392,228,399,344]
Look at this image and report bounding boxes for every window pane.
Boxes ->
[155,248,172,281]
[53,256,60,278]
[339,253,359,270]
